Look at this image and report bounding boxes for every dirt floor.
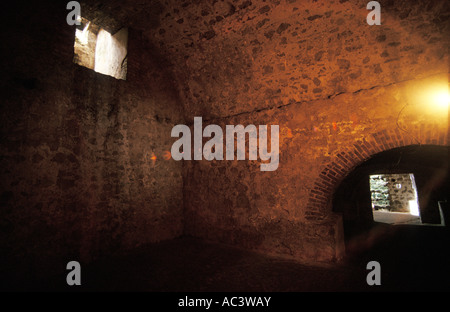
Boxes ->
[3,222,450,292]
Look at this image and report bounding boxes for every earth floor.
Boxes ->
[22,222,450,292]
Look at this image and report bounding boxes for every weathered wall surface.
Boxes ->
[148,0,449,262]
[385,174,416,212]
[151,0,448,118]
[0,0,448,281]
[1,2,183,282]
[181,75,448,262]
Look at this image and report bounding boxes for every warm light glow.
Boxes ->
[149,153,157,166]
[431,89,450,109]
[163,151,171,160]
[414,83,450,112]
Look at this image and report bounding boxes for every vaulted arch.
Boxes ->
[332,144,449,245]
[306,124,449,221]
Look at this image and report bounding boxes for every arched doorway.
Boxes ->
[333,145,449,241]
[333,144,450,290]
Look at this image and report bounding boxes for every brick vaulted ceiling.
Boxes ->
[80,0,449,120]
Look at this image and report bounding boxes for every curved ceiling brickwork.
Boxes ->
[83,0,449,120]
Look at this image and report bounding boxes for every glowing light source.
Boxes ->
[430,89,450,109]
[149,153,157,166]
[414,83,450,112]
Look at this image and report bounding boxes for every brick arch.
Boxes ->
[305,123,449,221]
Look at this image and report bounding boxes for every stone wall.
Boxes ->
[150,0,449,262]
[0,0,448,279]
[370,173,417,212]
[386,174,417,212]
[370,175,390,209]
[1,2,184,281]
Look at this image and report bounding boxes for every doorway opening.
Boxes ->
[369,173,422,225]
[333,145,449,244]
